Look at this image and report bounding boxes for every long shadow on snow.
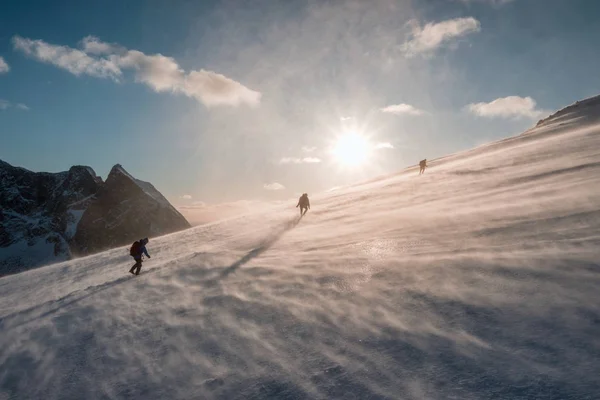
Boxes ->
[0,249,213,329]
[0,217,302,328]
[219,216,302,279]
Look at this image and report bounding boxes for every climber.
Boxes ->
[296,193,310,216]
[419,159,427,175]
[129,237,150,275]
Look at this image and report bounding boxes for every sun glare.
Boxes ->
[331,132,371,167]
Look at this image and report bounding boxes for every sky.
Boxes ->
[1,0,600,208]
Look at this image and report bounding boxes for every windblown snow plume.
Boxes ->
[1,97,600,399]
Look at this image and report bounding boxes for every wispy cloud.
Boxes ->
[403,17,481,56]
[80,35,122,55]
[302,157,321,163]
[0,99,29,111]
[264,182,285,191]
[13,35,261,107]
[13,36,121,79]
[278,157,321,164]
[279,157,301,164]
[381,103,426,116]
[301,146,317,153]
[0,57,9,73]
[457,0,516,5]
[180,194,192,200]
[375,142,394,149]
[466,96,548,119]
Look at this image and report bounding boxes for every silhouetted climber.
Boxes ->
[419,159,427,175]
[296,193,310,216]
[129,237,150,275]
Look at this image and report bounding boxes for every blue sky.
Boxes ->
[1,0,600,206]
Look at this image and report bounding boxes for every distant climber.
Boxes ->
[129,237,150,275]
[296,193,310,216]
[419,159,427,175]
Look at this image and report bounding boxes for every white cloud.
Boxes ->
[278,157,321,164]
[403,17,481,56]
[80,35,121,55]
[279,157,301,164]
[180,194,192,200]
[180,69,261,108]
[263,182,285,191]
[302,157,321,163]
[340,116,354,121]
[302,146,316,153]
[13,35,261,108]
[0,100,28,111]
[117,50,184,92]
[13,36,121,79]
[0,57,9,73]
[375,142,394,149]
[381,103,425,116]
[466,96,548,119]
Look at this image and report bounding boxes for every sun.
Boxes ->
[331,132,371,167]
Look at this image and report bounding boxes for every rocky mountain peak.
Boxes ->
[0,160,190,275]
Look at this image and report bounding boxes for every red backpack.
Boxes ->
[129,241,142,257]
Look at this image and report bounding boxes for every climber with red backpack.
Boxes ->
[129,237,150,275]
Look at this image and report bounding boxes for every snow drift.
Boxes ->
[1,98,600,399]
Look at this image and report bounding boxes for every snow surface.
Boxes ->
[536,94,600,129]
[1,116,600,399]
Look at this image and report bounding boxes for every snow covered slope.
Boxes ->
[535,94,600,129]
[1,103,600,399]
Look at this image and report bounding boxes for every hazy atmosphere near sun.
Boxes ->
[3,1,600,399]
[2,0,600,212]
[2,97,600,398]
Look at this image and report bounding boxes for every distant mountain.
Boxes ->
[0,161,190,275]
[72,165,190,255]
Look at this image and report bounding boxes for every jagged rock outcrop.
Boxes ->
[72,164,190,255]
[0,161,189,275]
[0,161,101,275]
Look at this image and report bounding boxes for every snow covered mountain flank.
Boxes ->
[1,97,600,399]
[0,162,101,275]
[0,163,189,275]
[535,94,600,129]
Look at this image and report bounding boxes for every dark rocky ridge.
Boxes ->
[0,161,190,275]
[72,165,190,255]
